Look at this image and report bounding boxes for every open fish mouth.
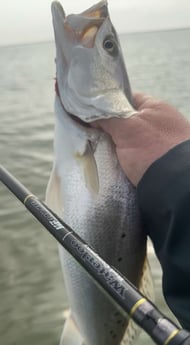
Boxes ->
[51,0,108,46]
[51,0,108,72]
[51,0,111,124]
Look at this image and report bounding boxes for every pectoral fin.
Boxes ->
[76,141,99,195]
[60,312,84,345]
[45,165,63,216]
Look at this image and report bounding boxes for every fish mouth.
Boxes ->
[52,1,110,127]
[51,1,108,49]
[51,0,108,17]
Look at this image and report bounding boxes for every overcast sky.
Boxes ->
[0,0,190,46]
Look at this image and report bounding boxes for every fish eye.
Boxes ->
[103,36,118,57]
[103,39,114,51]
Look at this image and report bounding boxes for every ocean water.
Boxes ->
[0,29,190,345]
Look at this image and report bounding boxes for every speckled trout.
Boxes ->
[46,1,154,345]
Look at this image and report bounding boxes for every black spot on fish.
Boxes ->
[109,330,117,339]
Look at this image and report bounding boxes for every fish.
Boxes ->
[46,1,154,345]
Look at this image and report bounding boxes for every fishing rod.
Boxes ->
[0,165,190,345]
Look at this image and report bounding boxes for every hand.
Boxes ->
[93,93,190,186]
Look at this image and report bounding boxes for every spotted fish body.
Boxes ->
[46,1,154,345]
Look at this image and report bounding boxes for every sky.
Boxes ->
[0,0,190,46]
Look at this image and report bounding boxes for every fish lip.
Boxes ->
[51,0,108,19]
[80,0,108,18]
[51,1,66,20]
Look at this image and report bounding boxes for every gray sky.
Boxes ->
[0,0,190,46]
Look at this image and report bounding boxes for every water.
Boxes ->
[0,29,190,344]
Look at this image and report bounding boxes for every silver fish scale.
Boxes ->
[58,135,147,345]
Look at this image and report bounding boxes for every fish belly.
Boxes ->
[57,136,146,345]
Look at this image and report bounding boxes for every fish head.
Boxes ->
[51,0,136,123]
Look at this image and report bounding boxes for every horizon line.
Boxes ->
[0,26,190,48]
